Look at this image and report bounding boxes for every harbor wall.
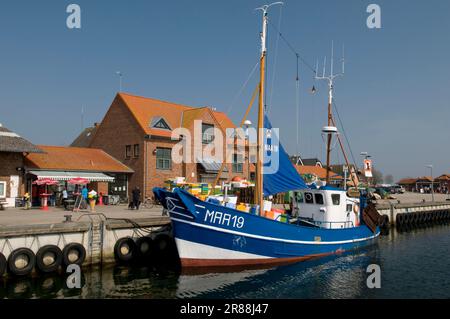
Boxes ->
[0,216,171,277]
[376,201,450,226]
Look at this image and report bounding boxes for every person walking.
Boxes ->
[23,192,31,210]
[132,186,141,210]
[81,186,88,209]
[62,188,68,210]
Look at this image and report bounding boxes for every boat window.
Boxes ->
[295,192,304,203]
[314,193,324,205]
[304,192,314,204]
[332,194,340,205]
[346,204,353,212]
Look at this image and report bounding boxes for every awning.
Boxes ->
[197,157,228,173]
[28,171,115,182]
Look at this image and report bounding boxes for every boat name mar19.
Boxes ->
[204,209,245,229]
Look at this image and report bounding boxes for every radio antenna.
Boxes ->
[315,41,345,184]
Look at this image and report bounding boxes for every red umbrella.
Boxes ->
[68,177,89,185]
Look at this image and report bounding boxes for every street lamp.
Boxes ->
[244,120,252,182]
[425,164,434,202]
[116,71,123,92]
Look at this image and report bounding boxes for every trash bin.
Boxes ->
[102,195,109,205]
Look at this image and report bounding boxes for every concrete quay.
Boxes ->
[0,205,171,278]
[374,193,450,227]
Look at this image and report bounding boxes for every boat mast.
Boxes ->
[255,2,283,213]
[315,42,344,185]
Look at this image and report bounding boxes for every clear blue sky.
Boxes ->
[1,0,449,181]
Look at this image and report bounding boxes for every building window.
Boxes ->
[202,123,215,144]
[151,117,171,130]
[134,144,140,158]
[0,181,6,198]
[314,193,324,205]
[156,148,172,170]
[232,154,243,173]
[125,145,132,158]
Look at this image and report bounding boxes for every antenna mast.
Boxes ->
[255,2,283,213]
[315,41,345,185]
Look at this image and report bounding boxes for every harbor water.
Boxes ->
[1,223,450,299]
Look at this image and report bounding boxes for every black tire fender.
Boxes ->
[7,248,36,276]
[36,245,63,273]
[62,243,86,267]
[35,275,63,297]
[135,237,154,260]
[0,252,6,277]
[114,237,136,263]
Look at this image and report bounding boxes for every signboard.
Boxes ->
[364,159,373,178]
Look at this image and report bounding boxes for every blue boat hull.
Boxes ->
[154,187,380,268]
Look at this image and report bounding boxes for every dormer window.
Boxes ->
[151,117,171,130]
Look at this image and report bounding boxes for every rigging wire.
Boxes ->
[222,59,260,125]
[268,5,283,115]
[267,17,317,75]
[332,98,358,170]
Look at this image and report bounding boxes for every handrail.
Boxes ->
[296,217,354,229]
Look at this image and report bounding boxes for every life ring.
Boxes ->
[0,252,6,277]
[114,237,137,263]
[305,193,313,202]
[62,243,86,267]
[36,245,63,273]
[7,248,36,276]
[135,237,154,261]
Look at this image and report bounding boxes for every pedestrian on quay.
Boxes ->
[62,187,68,210]
[132,186,141,210]
[81,185,88,209]
[23,192,31,210]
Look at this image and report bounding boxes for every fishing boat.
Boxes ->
[154,3,381,269]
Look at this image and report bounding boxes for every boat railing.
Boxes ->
[294,217,354,229]
[313,220,355,229]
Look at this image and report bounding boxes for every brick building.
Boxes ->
[88,93,251,199]
[0,123,43,207]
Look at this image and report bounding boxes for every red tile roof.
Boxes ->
[25,145,133,173]
[118,93,236,138]
[295,165,343,180]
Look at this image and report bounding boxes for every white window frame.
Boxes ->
[0,181,6,198]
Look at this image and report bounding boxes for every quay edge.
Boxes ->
[0,216,171,277]
[375,201,450,226]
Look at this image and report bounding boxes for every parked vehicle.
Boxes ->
[390,185,405,194]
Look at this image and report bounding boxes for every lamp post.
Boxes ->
[425,164,434,202]
[244,120,252,182]
[116,71,123,92]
